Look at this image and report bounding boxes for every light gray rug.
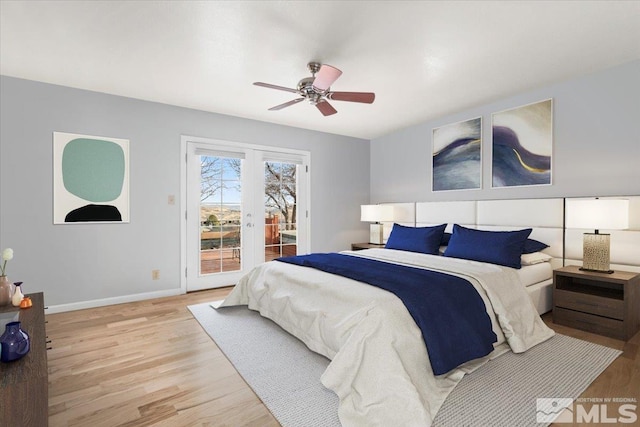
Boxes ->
[188,303,621,427]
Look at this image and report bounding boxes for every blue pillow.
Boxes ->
[523,238,549,254]
[385,223,447,255]
[441,232,452,246]
[443,224,532,269]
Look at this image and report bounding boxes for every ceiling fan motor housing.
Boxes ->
[297,77,323,104]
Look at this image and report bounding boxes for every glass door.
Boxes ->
[199,155,243,275]
[183,138,309,292]
[186,143,251,291]
[263,160,300,261]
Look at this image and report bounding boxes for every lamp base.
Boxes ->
[582,233,613,273]
[579,267,614,274]
[369,223,384,245]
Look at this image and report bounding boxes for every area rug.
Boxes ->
[188,303,621,427]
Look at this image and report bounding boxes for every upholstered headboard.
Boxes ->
[380,196,638,273]
[381,202,415,242]
[410,198,565,269]
[375,196,637,315]
[415,201,476,231]
[474,199,564,269]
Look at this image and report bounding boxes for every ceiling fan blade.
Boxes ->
[254,82,298,94]
[327,91,375,104]
[268,98,305,111]
[312,64,342,91]
[315,100,337,116]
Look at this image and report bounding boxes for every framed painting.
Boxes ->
[491,99,552,188]
[432,117,482,191]
[53,132,130,224]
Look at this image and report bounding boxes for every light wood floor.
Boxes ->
[46,289,639,427]
[47,288,279,427]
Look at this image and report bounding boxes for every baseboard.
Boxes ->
[45,288,184,314]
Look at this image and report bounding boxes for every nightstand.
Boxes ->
[351,242,385,251]
[553,265,640,340]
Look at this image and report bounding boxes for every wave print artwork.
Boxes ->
[492,99,552,188]
[492,126,551,187]
[432,117,482,191]
[433,137,481,191]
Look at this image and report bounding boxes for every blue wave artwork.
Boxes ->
[433,138,481,191]
[492,125,551,187]
[432,117,481,191]
[492,99,552,188]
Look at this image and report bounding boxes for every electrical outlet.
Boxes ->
[152,270,160,280]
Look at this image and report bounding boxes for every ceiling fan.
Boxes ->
[253,62,375,116]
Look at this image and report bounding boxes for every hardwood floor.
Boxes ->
[46,288,278,427]
[46,290,639,427]
[542,312,640,427]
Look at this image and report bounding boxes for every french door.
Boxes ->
[182,137,309,291]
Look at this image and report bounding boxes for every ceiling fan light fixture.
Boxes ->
[254,62,375,116]
[312,64,343,92]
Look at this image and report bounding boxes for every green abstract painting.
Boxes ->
[53,132,129,223]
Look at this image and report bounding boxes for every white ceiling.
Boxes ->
[1,1,639,140]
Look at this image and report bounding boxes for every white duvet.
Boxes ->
[220,248,554,426]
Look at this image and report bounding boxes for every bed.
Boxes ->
[220,198,564,426]
[402,198,564,315]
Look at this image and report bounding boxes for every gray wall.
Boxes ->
[370,60,640,203]
[0,76,370,307]
[2,60,637,308]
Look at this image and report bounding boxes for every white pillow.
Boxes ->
[521,252,552,266]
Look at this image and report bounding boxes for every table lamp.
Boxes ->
[566,198,629,273]
[361,205,394,244]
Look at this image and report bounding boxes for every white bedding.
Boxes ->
[518,262,553,287]
[220,248,554,426]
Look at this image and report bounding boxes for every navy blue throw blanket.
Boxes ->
[276,253,497,375]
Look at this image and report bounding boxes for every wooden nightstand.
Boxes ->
[351,242,385,251]
[553,265,640,340]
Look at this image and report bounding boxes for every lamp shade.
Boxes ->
[566,199,629,230]
[361,205,394,222]
[312,64,342,91]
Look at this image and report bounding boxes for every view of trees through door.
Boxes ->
[199,157,300,273]
[264,161,298,261]
[199,156,242,275]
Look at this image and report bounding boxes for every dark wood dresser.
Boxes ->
[0,292,48,426]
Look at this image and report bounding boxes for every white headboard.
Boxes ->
[379,196,639,273]
[380,202,415,242]
[416,201,476,232]
[381,198,565,269]
[475,199,564,264]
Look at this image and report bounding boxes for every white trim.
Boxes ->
[182,135,310,157]
[180,137,188,293]
[46,288,183,314]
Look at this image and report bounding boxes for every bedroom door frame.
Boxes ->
[180,135,311,292]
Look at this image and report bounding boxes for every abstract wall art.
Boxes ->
[432,117,482,191]
[491,99,552,188]
[53,132,130,224]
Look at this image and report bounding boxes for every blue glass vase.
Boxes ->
[0,321,30,362]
